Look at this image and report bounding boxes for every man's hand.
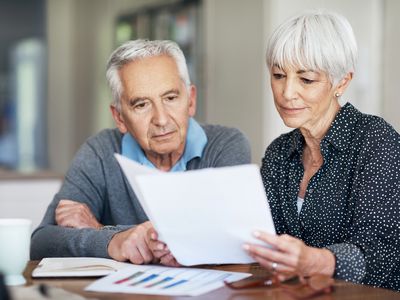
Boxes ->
[147,228,181,267]
[55,199,102,229]
[108,221,155,264]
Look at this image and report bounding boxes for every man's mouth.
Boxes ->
[152,131,176,139]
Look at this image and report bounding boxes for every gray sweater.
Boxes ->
[31,125,251,259]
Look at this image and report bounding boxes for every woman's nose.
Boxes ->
[283,79,298,101]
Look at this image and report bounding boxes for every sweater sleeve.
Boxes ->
[30,139,124,259]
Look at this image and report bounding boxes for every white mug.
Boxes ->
[0,218,31,285]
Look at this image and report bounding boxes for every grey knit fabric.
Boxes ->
[31,125,251,259]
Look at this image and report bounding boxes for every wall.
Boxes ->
[0,179,62,231]
[204,0,266,164]
[383,0,400,130]
[46,0,399,172]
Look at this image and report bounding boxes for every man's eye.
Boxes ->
[133,102,148,109]
[301,78,314,84]
[273,73,285,79]
[166,96,178,101]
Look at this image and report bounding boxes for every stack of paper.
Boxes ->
[115,154,276,266]
[85,264,251,296]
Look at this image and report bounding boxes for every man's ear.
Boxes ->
[188,85,197,117]
[336,72,353,95]
[110,104,128,134]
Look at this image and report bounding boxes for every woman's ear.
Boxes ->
[110,105,128,134]
[335,72,353,95]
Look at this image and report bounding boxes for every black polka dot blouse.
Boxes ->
[261,103,399,291]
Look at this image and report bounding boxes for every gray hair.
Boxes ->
[106,39,191,111]
[266,10,358,85]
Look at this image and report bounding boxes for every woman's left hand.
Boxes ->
[244,231,335,277]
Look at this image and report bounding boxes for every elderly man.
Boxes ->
[30,40,251,264]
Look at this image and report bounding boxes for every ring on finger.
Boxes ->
[271,262,278,272]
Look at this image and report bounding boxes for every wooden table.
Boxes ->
[24,261,400,300]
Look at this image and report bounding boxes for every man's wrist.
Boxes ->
[100,225,117,230]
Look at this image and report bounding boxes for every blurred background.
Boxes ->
[0,0,399,227]
[1,0,399,174]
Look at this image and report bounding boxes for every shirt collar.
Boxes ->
[323,102,361,152]
[121,118,207,171]
[288,129,304,158]
[287,102,361,157]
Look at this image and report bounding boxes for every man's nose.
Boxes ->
[152,104,169,126]
[283,79,298,101]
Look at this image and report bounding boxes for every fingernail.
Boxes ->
[157,244,164,250]
[253,231,260,237]
[243,244,250,250]
[151,233,156,240]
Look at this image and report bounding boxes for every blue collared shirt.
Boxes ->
[121,118,207,171]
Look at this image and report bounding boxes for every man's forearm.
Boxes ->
[30,225,120,259]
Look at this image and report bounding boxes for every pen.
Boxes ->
[38,284,49,298]
[0,273,11,300]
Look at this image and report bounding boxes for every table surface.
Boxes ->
[24,261,400,300]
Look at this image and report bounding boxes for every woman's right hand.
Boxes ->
[244,231,335,277]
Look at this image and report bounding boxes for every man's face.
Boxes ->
[112,55,196,159]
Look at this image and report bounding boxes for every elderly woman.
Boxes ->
[244,11,400,290]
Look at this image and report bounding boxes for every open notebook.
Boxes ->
[32,257,131,277]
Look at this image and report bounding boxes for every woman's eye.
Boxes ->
[301,78,314,84]
[273,73,285,79]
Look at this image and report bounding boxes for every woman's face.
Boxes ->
[270,65,339,131]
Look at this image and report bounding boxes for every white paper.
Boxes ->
[85,264,251,296]
[32,257,132,277]
[115,154,276,265]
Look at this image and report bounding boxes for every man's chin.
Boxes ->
[150,142,182,156]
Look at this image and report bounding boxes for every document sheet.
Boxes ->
[85,264,251,296]
[115,154,276,265]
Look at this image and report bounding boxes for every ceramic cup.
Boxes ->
[0,218,31,285]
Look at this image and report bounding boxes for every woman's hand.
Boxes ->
[244,231,335,277]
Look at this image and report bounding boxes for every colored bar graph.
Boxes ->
[129,274,158,286]
[114,271,144,284]
[144,276,174,288]
[163,279,188,289]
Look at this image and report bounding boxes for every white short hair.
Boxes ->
[266,10,357,84]
[106,39,191,111]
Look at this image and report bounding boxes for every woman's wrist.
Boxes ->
[317,248,336,276]
[305,247,336,277]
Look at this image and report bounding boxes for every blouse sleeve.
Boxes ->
[328,121,400,288]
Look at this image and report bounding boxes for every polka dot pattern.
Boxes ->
[261,103,400,291]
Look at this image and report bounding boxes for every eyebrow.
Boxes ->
[160,89,180,97]
[272,65,319,75]
[127,97,147,106]
[127,89,181,105]
[297,70,319,75]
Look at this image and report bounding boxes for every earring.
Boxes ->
[335,92,341,98]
